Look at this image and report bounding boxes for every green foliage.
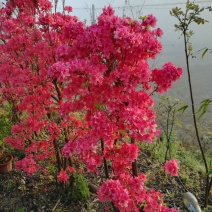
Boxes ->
[170,0,208,58]
[196,99,212,120]
[165,189,175,199]
[207,169,212,176]
[177,149,204,174]
[155,96,182,161]
[202,207,212,212]
[177,105,188,114]
[141,135,212,175]
[5,179,15,190]
[152,135,180,162]
[46,163,57,175]
[170,1,207,32]
[139,134,180,162]
[14,149,25,160]
[15,207,27,212]
[0,101,12,145]
[170,1,212,207]
[197,47,212,58]
[195,44,212,59]
[71,173,90,202]
[202,48,208,58]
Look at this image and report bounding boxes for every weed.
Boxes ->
[70,173,90,202]
[15,207,27,212]
[5,180,15,190]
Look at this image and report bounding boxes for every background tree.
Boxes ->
[170,0,212,207]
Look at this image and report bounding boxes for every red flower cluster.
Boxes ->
[164,159,180,177]
[98,174,178,212]
[152,63,183,93]
[58,166,74,182]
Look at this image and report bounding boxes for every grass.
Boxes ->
[141,135,212,173]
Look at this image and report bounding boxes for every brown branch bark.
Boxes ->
[131,137,138,177]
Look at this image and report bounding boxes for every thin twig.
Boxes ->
[52,197,61,212]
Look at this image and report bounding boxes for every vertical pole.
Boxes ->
[91,4,95,24]
[62,0,65,12]
[54,0,58,13]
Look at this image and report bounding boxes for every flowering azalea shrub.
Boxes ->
[0,0,84,174]
[0,0,182,211]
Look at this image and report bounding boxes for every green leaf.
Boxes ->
[94,102,105,110]
[202,48,208,58]
[199,8,204,12]
[119,129,126,134]
[197,110,206,120]
[177,105,188,114]
[207,169,212,176]
[196,99,212,119]
[188,44,193,51]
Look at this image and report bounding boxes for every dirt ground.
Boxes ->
[0,152,212,212]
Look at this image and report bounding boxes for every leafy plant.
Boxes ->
[70,173,90,202]
[15,207,27,212]
[0,102,12,145]
[196,99,212,120]
[5,179,15,190]
[156,96,182,161]
[170,1,212,207]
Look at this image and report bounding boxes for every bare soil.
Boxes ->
[0,151,211,212]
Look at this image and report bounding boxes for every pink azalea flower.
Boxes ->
[64,6,73,13]
[58,170,69,182]
[66,166,74,173]
[164,159,179,177]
